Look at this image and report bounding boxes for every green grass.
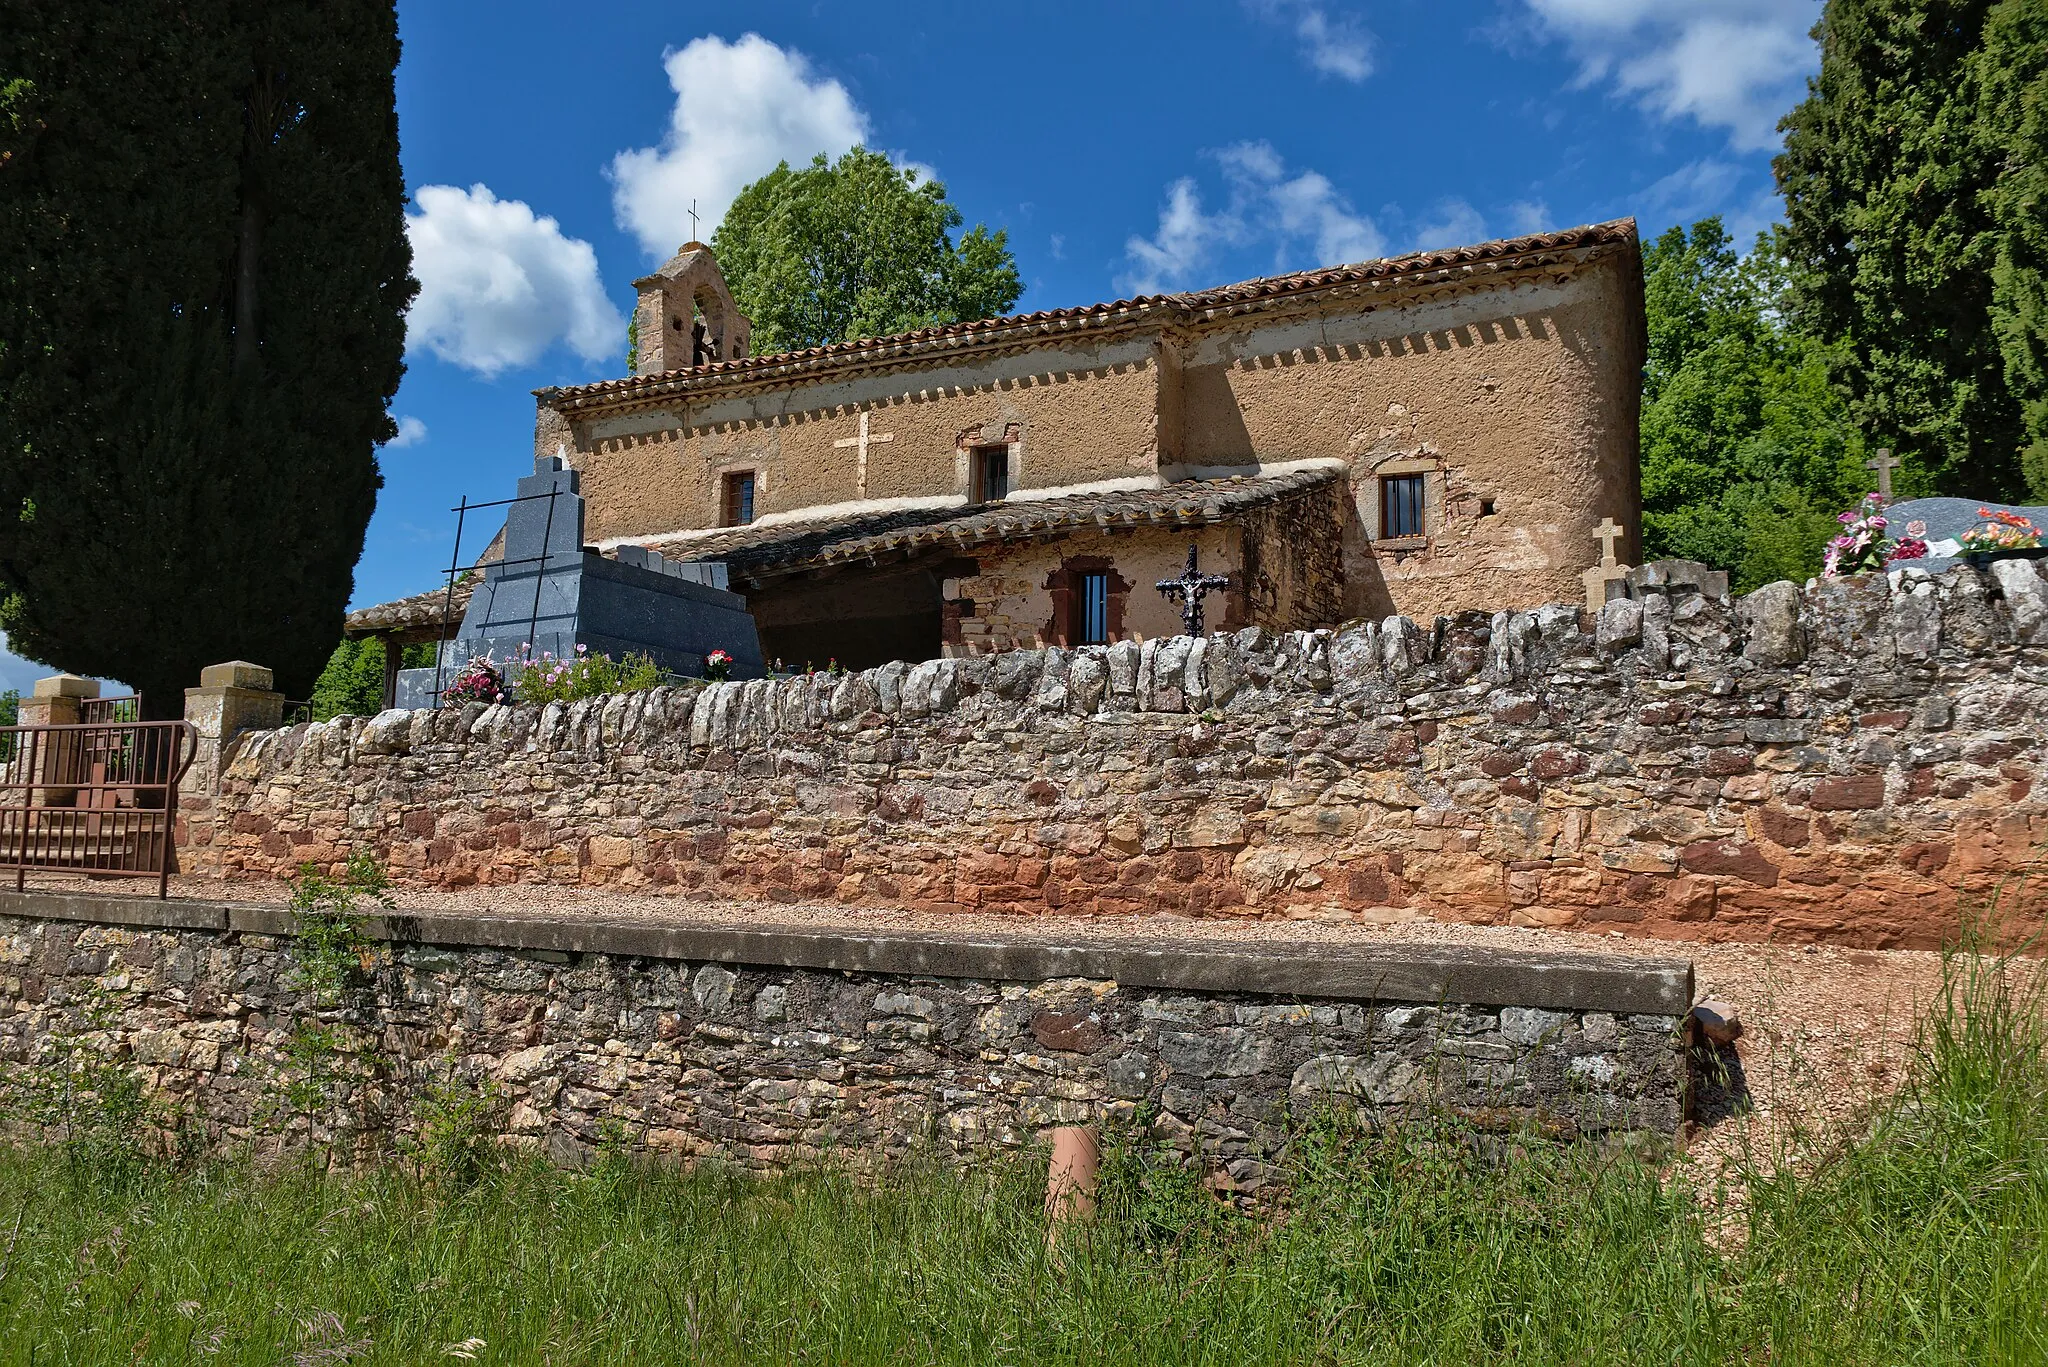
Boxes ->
[1,951,2043,1365]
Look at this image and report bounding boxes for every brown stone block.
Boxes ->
[1810,774,1885,811]
[1679,839,1780,887]
[1480,750,1525,777]
[1705,748,1754,776]
[1529,748,1587,781]
[231,813,272,836]
[1896,842,1951,875]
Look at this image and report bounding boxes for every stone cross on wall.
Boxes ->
[1582,516,1631,613]
[1866,447,1899,499]
[835,409,896,498]
[1156,544,1232,637]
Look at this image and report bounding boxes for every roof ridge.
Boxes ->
[540,219,1638,408]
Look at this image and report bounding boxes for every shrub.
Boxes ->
[287,848,393,1006]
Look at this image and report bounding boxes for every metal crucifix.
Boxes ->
[1156,544,1232,637]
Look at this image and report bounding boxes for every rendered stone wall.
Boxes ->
[0,901,1687,1185]
[185,560,2048,948]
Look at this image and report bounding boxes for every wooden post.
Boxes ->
[380,634,404,712]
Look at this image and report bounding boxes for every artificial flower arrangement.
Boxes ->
[1823,493,1927,577]
[704,649,733,682]
[441,656,507,705]
[1957,507,2043,555]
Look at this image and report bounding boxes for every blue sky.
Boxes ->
[1,0,1825,697]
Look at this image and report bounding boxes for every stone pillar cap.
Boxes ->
[198,661,274,691]
[32,673,100,699]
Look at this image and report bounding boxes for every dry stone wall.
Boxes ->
[0,897,1688,1185]
[185,560,2048,948]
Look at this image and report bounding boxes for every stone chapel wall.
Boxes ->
[183,561,2048,950]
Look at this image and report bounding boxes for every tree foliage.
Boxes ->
[1639,219,1872,591]
[1776,0,2048,500]
[307,636,430,721]
[0,3,414,714]
[710,148,1022,355]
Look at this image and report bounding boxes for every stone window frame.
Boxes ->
[719,467,760,526]
[1362,453,1443,550]
[956,422,1022,502]
[1044,555,1131,647]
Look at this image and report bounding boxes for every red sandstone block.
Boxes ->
[1811,774,1886,811]
[1679,840,1780,887]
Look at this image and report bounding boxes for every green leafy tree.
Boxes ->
[0,3,414,716]
[710,147,1022,355]
[307,636,430,720]
[1639,218,1871,590]
[1775,0,2048,500]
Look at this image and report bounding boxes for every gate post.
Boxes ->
[20,675,98,805]
[180,661,283,799]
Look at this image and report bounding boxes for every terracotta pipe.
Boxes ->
[1044,1125,1100,1227]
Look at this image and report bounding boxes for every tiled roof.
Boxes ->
[345,468,1343,634]
[649,466,1344,584]
[540,219,1637,414]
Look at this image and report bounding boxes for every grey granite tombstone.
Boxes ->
[1880,497,2048,572]
[394,454,765,707]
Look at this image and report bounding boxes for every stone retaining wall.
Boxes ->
[184,560,2048,947]
[0,892,1691,1187]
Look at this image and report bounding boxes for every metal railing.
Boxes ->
[0,720,197,898]
[79,695,141,724]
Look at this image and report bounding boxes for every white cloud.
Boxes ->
[1249,1,1375,81]
[1636,157,1779,242]
[385,415,428,448]
[1121,142,1384,295]
[1505,199,1555,235]
[1639,158,1748,222]
[404,184,624,380]
[609,34,869,261]
[1519,0,1822,150]
[1408,199,1490,252]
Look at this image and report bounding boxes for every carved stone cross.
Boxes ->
[1593,516,1625,567]
[1584,516,1631,613]
[834,409,896,497]
[1156,544,1232,637]
[1866,447,1898,499]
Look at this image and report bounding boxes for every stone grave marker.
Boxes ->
[394,453,766,707]
[1879,497,2048,572]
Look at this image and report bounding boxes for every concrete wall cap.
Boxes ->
[198,661,275,691]
[0,888,1694,1016]
[31,674,100,699]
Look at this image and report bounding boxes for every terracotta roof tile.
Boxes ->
[345,468,1343,634]
[540,219,1637,412]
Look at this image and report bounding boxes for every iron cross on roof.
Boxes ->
[1156,544,1232,637]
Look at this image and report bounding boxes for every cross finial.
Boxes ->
[687,198,700,242]
[1155,544,1233,637]
[1866,447,1899,499]
[1593,517,1625,567]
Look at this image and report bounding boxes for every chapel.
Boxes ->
[348,220,1646,677]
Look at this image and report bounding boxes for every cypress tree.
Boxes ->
[1979,0,2048,497]
[0,2,413,715]
[1775,0,2048,500]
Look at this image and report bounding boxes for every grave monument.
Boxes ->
[393,454,765,708]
